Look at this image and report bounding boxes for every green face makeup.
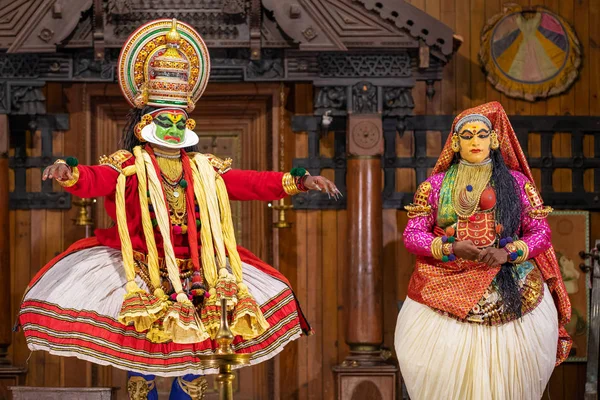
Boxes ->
[154,112,187,144]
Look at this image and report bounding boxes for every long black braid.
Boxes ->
[120,106,200,153]
[488,149,523,317]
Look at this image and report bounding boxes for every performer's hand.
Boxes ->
[452,240,480,261]
[304,176,342,200]
[42,163,72,182]
[478,247,509,267]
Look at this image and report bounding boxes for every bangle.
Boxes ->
[282,172,301,196]
[442,243,453,256]
[431,237,444,260]
[296,175,309,192]
[57,166,80,188]
[441,242,456,262]
[512,240,529,263]
[504,240,528,263]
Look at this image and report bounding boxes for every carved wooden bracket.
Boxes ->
[4,0,92,53]
[93,0,106,61]
[348,114,383,157]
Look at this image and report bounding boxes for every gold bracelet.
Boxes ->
[431,237,444,260]
[513,240,529,263]
[57,166,80,188]
[505,240,529,264]
[282,172,301,196]
[442,242,453,256]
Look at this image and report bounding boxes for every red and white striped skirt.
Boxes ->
[19,243,309,377]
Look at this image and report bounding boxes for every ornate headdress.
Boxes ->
[454,113,492,133]
[117,18,209,148]
[118,18,210,111]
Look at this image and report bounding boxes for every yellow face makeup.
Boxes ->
[457,121,491,164]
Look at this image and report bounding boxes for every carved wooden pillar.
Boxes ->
[333,114,397,400]
[346,115,383,349]
[0,115,26,398]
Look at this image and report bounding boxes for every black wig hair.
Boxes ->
[452,148,523,317]
[120,106,200,153]
[489,149,523,318]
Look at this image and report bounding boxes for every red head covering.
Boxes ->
[433,101,572,365]
[433,101,533,182]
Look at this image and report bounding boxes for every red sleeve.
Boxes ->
[64,165,119,198]
[221,169,287,201]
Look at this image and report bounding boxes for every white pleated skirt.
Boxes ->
[394,284,558,400]
[20,246,304,377]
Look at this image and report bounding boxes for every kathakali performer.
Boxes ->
[18,19,339,400]
[395,102,571,399]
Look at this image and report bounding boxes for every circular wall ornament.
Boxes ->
[351,121,379,150]
[479,4,581,101]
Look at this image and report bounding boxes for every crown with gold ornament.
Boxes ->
[117,18,210,112]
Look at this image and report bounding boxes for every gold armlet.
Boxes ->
[524,182,552,219]
[206,154,233,174]
[406,181,432,218]
[282,172,301,196]
[99,150,133,174]
[528,206,553,219]
[405,204,432,218]
[57,166,80,188]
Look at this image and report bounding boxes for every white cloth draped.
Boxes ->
[394,284,558,400]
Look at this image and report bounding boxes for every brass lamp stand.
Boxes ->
[270,199,293,229]
[72,198,96,237]
[198,298,250,400]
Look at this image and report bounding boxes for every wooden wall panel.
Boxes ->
[6,2,598,399]
[399,1,594,399]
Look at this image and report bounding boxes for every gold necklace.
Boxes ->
[153,147,180,159]
[155,156,186,225]
[156,156,183,184]
[452,159,493,218]
[163,180,187,225]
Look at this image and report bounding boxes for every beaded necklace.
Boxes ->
[156,155,188,228]
[452,159,493,219]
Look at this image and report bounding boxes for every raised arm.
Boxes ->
[205,154,339,201]
[221,169,288,201]
[43,150,133,199]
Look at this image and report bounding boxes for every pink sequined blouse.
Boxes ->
[403,170,552,318]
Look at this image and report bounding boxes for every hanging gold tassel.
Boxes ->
[116,165,164,332]
[215,175,269,339]
[142,150,209,344]
[133,146,171,342]
[189,155,223,338]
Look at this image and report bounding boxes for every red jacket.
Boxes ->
[65,150,287,258]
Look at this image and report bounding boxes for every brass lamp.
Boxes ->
[269,199,293,229]
[72,198,96,227]
[198,298,250,400]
